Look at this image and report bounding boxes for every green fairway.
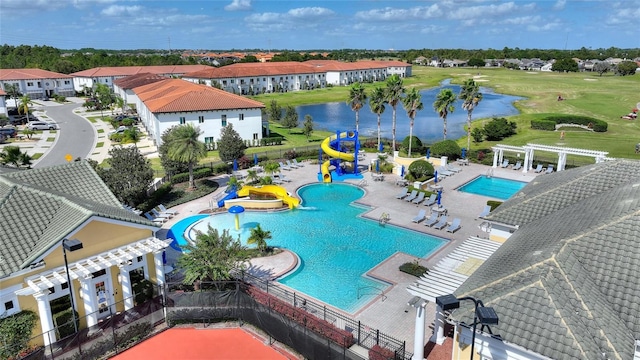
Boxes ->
[252,67,640,160]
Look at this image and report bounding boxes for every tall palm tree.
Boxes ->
[347,82,367,132]
[402,87,424,157]
[17,95,32,122]
[368,87,386,152]
[433,88,457,140]
[167,124,207,190]
[247,224,272,254]
[385,74,405,152]
[459,79,483,153]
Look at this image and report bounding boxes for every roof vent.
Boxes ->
[532,250,542,256]
[633,183,640,188]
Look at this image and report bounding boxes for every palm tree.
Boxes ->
[247,224,272,254]
[17,95,32,122]
[459,79,483,153]
[246,169,259,184]
[384,74,405,152]
[347,82,367,132]
[369,87,386,152]
[433,88,457,140]
[402,87,424,157]
[167,124,207,190]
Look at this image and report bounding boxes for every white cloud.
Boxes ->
[553,0,566,10]
[225,0,252,12]
[288,7,335,19]
[0,0,66,12]
[245,6,334,31]
[527,21,561,32]
[354,5,442,21]
[101,5,142,17]
[448,2,518,20]
[501,15,541,25]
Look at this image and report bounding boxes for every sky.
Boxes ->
[1,0,639,51]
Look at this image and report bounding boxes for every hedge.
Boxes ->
[369,344,396,360]
[170,167,213,184]
[530,119,556,131]
[399,262,428,277]
[261,137,283,146]
[535,114,607,132]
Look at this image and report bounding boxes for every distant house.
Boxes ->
[132,79,266,148]
[0,68,74,100]
[0,161,170,348]
[413,56,428,65]
[70,65,212,93]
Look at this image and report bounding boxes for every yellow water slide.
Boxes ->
[320,132,356,182]
[236,185,300,209]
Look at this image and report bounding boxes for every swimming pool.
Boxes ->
[456,175,527,200]
[168,183,446,313]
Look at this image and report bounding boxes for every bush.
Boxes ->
[483,117,517,141]
[487,200,502,211]
[401,136,423,154]
[53,308,78,339]
[283,149,298,160]
[540,114,607,132]
[0,311,38,360]
[430,140,462,159]
[170,167,213,184]
[530,119,556,131]
[406,160,434,182]
[369,344,396,360]
[471,127,484,142]
[132,279,154,305]
[261,137,283,146]
[399,261,428,277]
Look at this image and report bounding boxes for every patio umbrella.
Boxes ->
[378,142,384,152]
[436,190,442,206]
[254,153,258,166]
[375,160,380,173]
[461,148,467,159]
[233,159,238,171]
[434,171,438,183]
[400,165,405,178]
[426,148,431,159]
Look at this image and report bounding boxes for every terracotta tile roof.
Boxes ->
[113,72,166,90]
[0,89,6,96]
[304,59,410,71]
[71,65,212,78]
[134,78,264,113]
[0,68,72,80]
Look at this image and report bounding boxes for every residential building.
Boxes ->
[440,160,640,359]
[0,161,170,347]
[0,69,75,100]
[0,88,6,115]
[132,79,265,147]
[112,73,166,111]
[70,65,212,93]
[182,60,412,94]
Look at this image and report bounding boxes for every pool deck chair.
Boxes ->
[534,164,544,173]
[144,212,166,224]
[412,209,427,223]
[478,205,491,218]
[287,159,299,168]
[423,213,439,227]
[438,167,455,177]
[433,215,449,230]
[279,162,291,171]
[293,159,304,167]
[412,192,426,204]
[446,164,462,173]
[446,218,462,233]
[405,190,419,202]
[500,159,510,168]
[545,164,554,174]
[395,187,409,199]
[512,161,522,171]
[423,194,437,207]
[158,204,178,215]
[151,208,173,219]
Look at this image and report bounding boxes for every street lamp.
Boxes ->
[63,239,83,334]
[436,294,499,360]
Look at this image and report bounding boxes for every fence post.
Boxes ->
[358,320,361,344]
[376,329,380,345]
[293,292,296,306]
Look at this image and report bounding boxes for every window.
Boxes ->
[64,80,70,85]
[5,301,14,310]
[222,80,227,85]
[62,282,69,290]
[230,79,234,84]
[49,287,55,294]
[92,269,107,278]
[137,256,143,263]
[198,116,204,123]
[37,82,41,87]
[239,114,244,121]
[221,115,227,127]
[179,117,186,124]
[205,137,214,144]
[27,82,34,86]
[253,133,258,140]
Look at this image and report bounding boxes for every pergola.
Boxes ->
[492,143,611,173]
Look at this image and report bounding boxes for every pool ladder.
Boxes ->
[486,168,494,178]
[379,213,390,226]
[357,286,387,301]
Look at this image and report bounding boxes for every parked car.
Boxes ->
[27,121,58,130]
[0,127,17,138]
[109,125,129,135]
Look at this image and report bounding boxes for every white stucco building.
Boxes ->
[0,68,75,99]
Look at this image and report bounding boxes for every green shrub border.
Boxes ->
[0,310,38,360]
[399,262,428,277]
[531,114,607,132]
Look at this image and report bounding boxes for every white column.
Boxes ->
[119,264,134,311]
[492,151,498,168]
[412,302,427,360]
[558,152,567,171]
[80,275,98,328]
[431,304,447,345]
[34,290,56,347]
[154,251,166,286]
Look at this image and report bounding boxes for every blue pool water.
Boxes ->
[169,183,445,313]
[456,175,527,200]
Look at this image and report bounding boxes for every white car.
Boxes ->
[27,121,58,130]
[109,125,129,135]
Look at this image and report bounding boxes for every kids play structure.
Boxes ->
[319,130,361,183]
[218,184,300,209]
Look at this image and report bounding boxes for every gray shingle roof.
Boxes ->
[0,161,158,277]
[453,160,640,359]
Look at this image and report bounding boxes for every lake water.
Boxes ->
[295,81,523,144]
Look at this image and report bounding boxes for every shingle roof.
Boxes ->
[0,161,157,278]
[452,160,640,359]
[133,78,265,113]
[70,65,212,78]
[0,68,72,80]
[112,72,166,90]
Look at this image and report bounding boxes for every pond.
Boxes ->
[295,80,523,144]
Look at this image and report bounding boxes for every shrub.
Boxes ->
[471,127,484,142]
[283,149,298,160]
[399,261,428,277]
[53,308,78,339]
[406,160,434,182]
[109,133,124,142]
[430,140,462,159]
[0,311,38,360]
[213,162,231,174]
[530,119,556,131]
[261,137,283,146]
[170,167,213,184]
[483,117,517,141]
[487,200,502,211]
[132,279,154,305]
[400,136,423,154]
[369,344,396,360]
[540,114,607,132]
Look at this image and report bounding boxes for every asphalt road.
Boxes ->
[34,103,96,168]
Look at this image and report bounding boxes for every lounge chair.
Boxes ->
[423,194,437,206]
[500,159,510,168]
[287,159,299,168]
[158,204,177,215]
[144,212,166,224]
[534,164,544,173]
[151,208,173,219]
[412,192,426,204]
[423,213,439,227]
[545,165,554,174]
[433,215,449,230]
[478,205,491,218]
[411,209,427,223]
[446,164,462,173]
[395,187,409,199]
[279,173,292,182]
[438,167,454,177]
[279,161,291,171]
[512,161,522,171]
[446,218,462,233]
[404,190,418,202]
[293,159,305,167]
